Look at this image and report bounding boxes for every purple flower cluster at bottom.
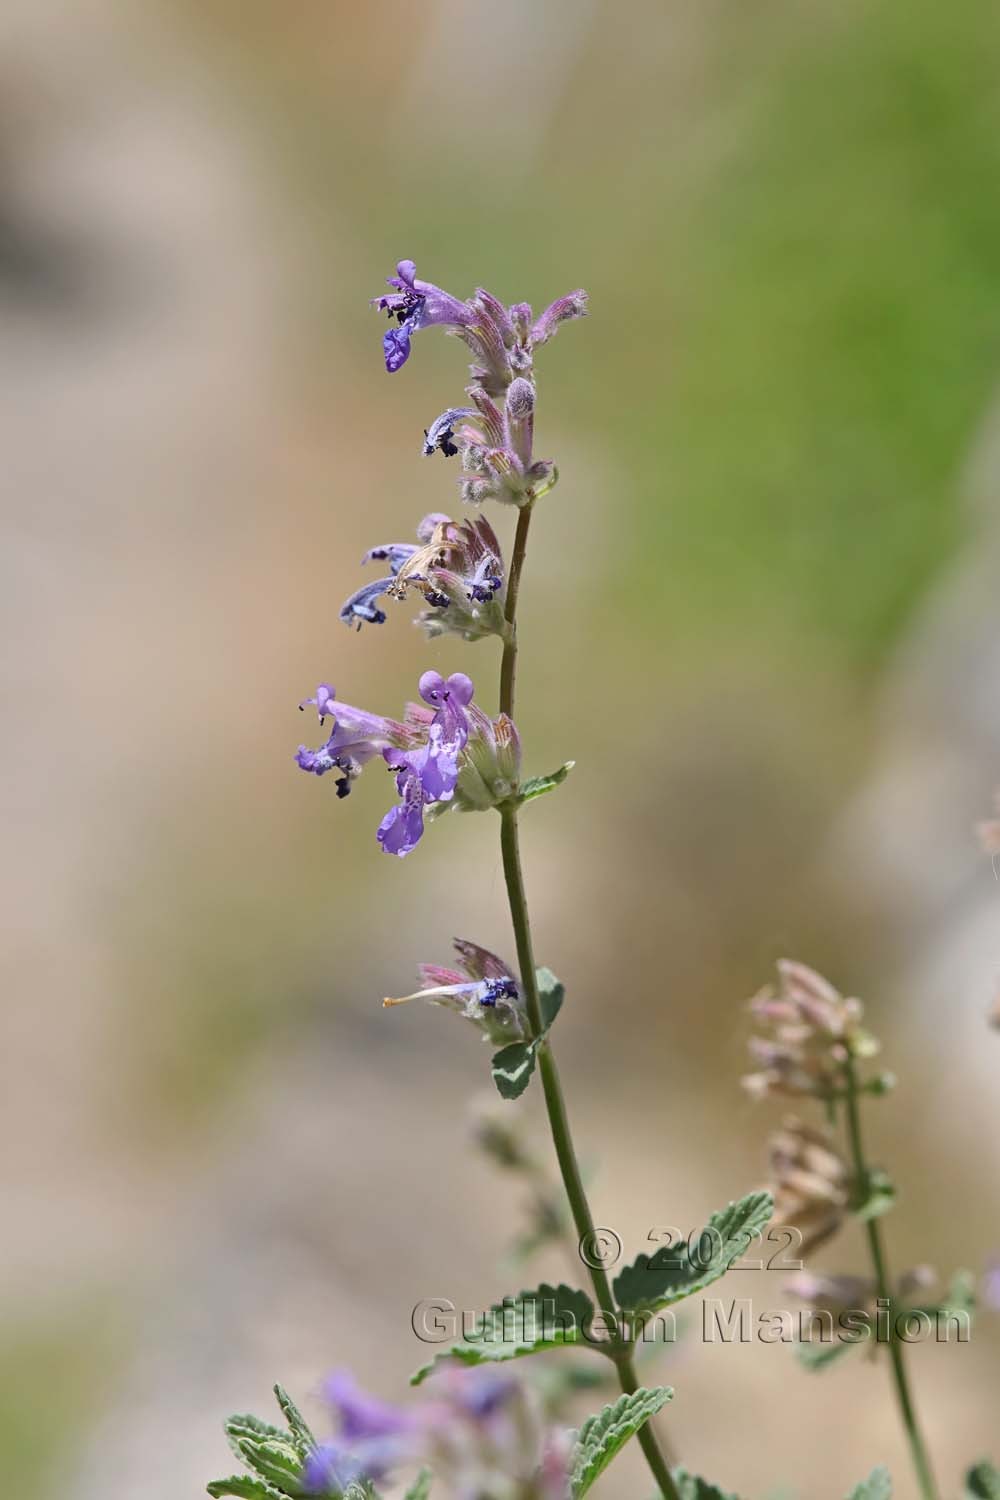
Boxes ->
[301,1366,571,1499]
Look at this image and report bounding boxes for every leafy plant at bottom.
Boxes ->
[207,1386,380,1500]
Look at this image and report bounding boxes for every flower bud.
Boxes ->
[453,706,523,810]
[768,1116,850,1256]
[506,377,535,468]
[509,302,533,342]
[743,960,879,1100]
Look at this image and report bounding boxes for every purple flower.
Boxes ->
[303,1371,417,1492]
[323,1368,415,1443]
[339,512,506,641]
[373,262,588,398]
[376,672,473,857]
[384,937,525,1044]
[373,260,471,373]
[297,672,520,856]
[302,1442,365,1495]
[423,406,475,457]
[305,1366,570,1500]
[415,1367,570,1498]
[296,686,406,799]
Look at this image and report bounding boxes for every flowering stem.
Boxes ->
[841,1057,938,1500]
[498,504,680,1500]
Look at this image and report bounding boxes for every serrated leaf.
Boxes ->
[206,1478,281,1500]
[518,762,575,805]
[492,1040,537,1099]
[966,1461,1000,1498]
[795,1335,864,1372]
[273,1384,315,1460]
[673,1468,744,1500]
[235,1437,302,1491]
[569,1386,673,1496]
[537,968,565,1029]
[845,1466,892,1499]
[613,1192,773,1315]
[411,1283,595,1385]
[225,1414,291,1469]
[404,1470,433,1499]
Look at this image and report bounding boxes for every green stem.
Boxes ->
[499,502,533,716]
[497,503,680,1500]
[842,1058,938,1500]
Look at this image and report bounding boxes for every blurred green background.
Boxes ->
[3,1,999,1495]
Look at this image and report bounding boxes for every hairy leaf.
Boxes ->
[518,762,575,805]
[537,968,565,1030]
[613,1192,773,1315]
[206,1478,282,1500]
[492,1040,537,1099]
[404,1470,433,1499]
[234,1436,302,1491]
[273,1384,315,1460]
[569,1386,673,1496]
[845,1466,892,1499]
[225,1413,289,1460]
[411,1283,596,1385]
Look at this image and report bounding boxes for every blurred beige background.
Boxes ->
[2,1,998,1496]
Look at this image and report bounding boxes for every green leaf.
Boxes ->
[845,1466,892,1499]
[225,1414,288,1454]
[225,1414,293,1477]
[273,1384,315,1460]
[492,1040,537,1099]
[518,761,575,805]
[206,1478,281,1500]
[234,1436,303,1492]
[569,1386,673,1496]
[965,1461,1000,1498]
[537,968,565,1029]
[411,1282,595,1385]
[404,1470,433,1499]
[795,1335,863,1372]
[613,1192,773,1315]
[673,1469,744,1500]
[852,1168,896,1221]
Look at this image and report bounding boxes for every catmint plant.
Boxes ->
[205,262,992,1500]
[745,961,977,1500]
